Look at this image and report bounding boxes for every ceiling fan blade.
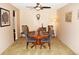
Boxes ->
[42,6,51,8]
[26,6,34,8]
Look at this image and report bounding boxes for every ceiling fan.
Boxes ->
[26,3,51,11]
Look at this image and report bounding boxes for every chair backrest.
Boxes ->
[22,25,29,33]
[48,30,53,41]
[21,25,29,38]
[23,32,29,42]
[48,25,54,35]
[48,25,53,32]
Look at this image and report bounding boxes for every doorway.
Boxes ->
[13,10,16,41]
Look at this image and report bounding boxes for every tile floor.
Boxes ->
[2,37,75,55]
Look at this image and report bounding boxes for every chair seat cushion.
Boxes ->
[27,38,36,42]
[41,38,50,42]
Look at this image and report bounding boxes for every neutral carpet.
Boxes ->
[2,37,75,55]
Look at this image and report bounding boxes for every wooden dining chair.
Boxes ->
[21,25,36,48]
[23,32,36,49]
[40,29,53,49]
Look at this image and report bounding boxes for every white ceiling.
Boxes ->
[11,3,68,10]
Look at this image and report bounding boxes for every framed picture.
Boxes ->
[77,10,79,19]
[0,8,10,27]
[65,12,72,22]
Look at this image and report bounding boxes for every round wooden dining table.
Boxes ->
[33,35,48,44]
[30,34,48,48]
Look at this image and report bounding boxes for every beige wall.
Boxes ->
[20,8,57,35]
[0,3,20,54]
[57,3,79,54]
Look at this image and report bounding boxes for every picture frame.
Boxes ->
[0,8,10,27]
[65,12,72,22]
[77,10,79,19]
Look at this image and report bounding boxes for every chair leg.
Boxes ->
[40,44,42,49]
[31,44,35,48]
[35,44,36,49]
[48,43,51,49]
[26,42,29,49]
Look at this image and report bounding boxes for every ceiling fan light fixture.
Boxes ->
[35,3,42,11]
[35,7,41,11]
